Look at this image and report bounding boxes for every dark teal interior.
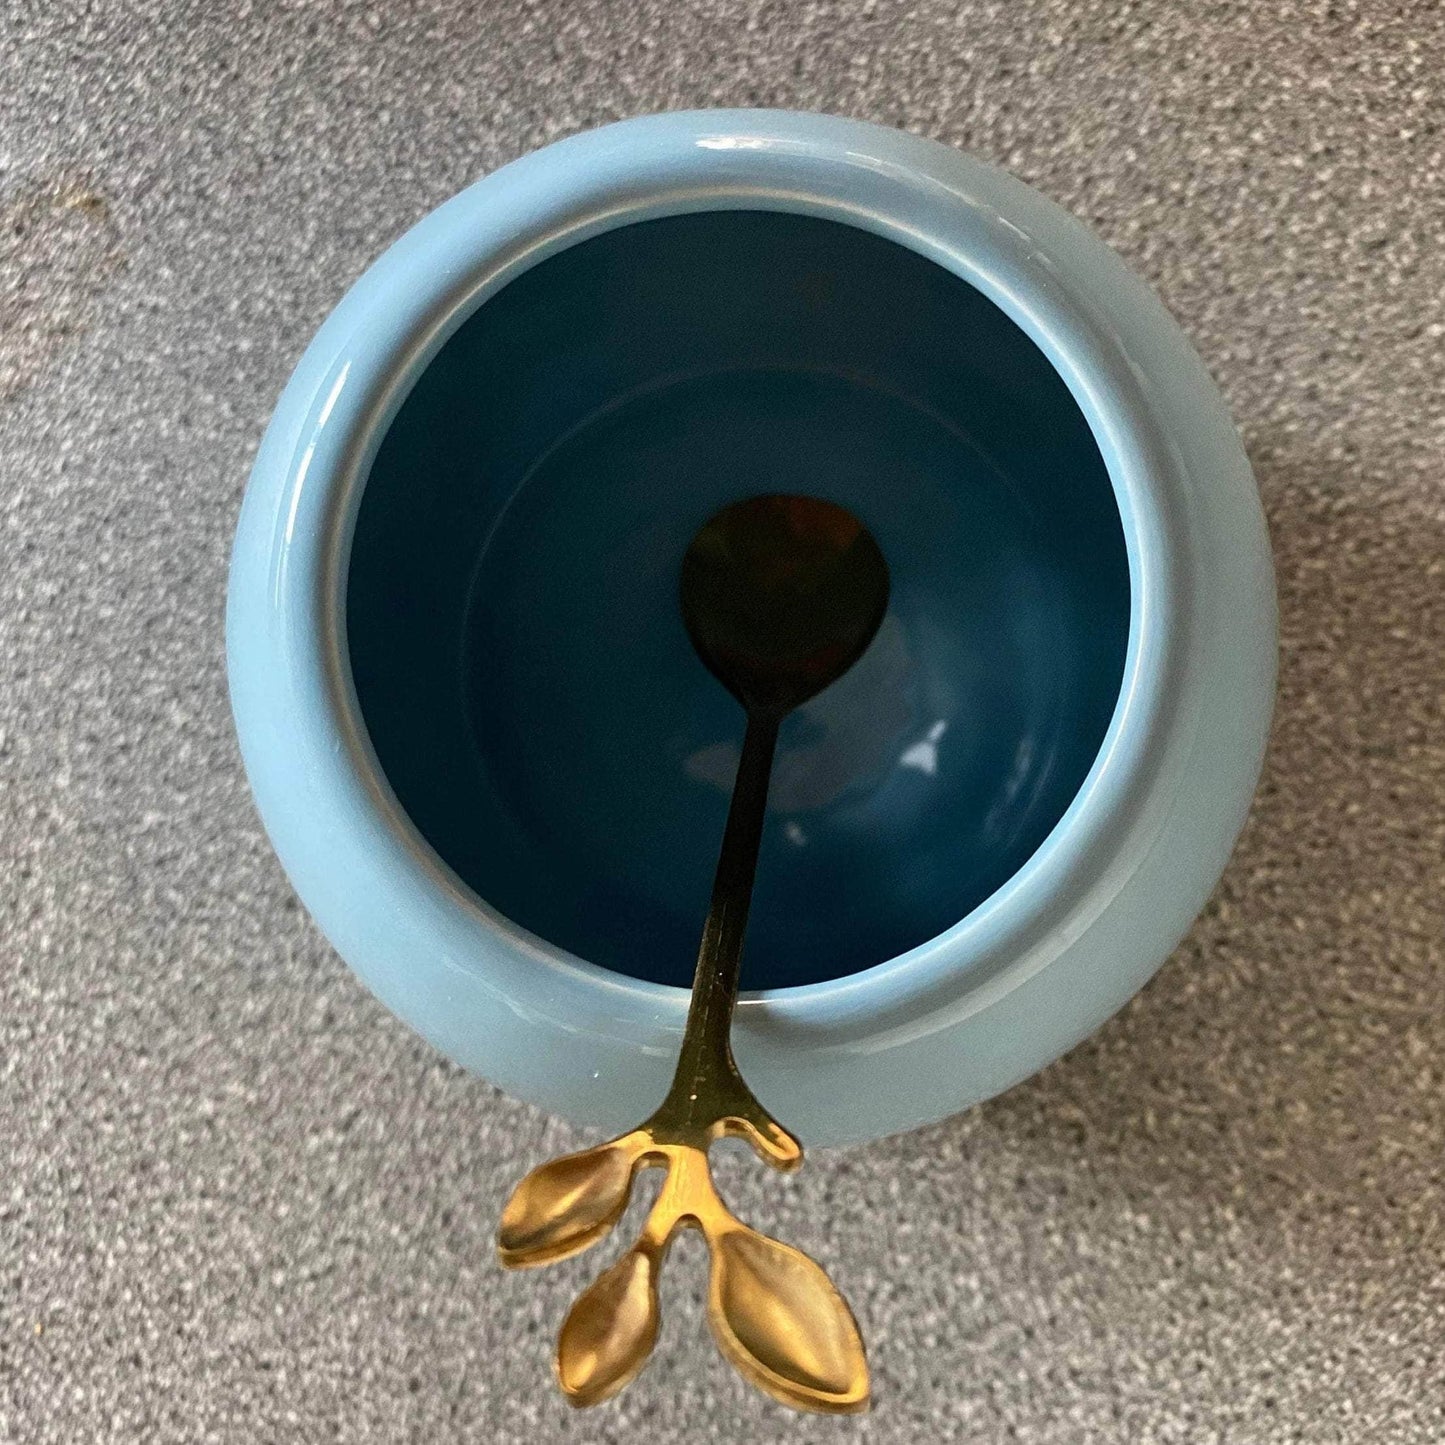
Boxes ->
[348,211,1129,990]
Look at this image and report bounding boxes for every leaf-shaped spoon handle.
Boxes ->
[498,495,887,1415]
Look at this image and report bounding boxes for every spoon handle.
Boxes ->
[496,706,869,1412]
[660,712,779,1131]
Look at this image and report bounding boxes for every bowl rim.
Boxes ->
[228,109,1275,1144]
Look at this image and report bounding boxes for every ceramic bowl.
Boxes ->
[227,111,1276,1146]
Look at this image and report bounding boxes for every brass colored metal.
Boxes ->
[498,496,889,1415]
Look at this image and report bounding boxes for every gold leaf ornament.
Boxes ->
[498,1127,869,1411]
[707,1224,869,1414]
[557,1245,660,1407]
[497,1138,639,1268]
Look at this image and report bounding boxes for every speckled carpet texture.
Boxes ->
[3,1,1443,1440]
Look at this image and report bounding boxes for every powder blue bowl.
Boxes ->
[227,111,1276,1146]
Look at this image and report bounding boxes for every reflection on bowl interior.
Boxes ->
[347,211,1129,990]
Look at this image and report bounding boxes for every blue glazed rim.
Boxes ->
[228,110,1276,1144]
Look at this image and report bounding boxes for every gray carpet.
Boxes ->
[3,2,1443,1440]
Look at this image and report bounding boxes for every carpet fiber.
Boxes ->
[2,2,1442,1440]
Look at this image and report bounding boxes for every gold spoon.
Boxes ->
[498,494,889,1414]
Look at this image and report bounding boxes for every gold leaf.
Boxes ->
[556,1247,659,1407]
[497,1142,634,1268]
[707,1225,868,1414]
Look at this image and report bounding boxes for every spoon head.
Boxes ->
[680,495,890,716]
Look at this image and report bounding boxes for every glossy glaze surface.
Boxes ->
[227,111,1276,1145]
[348,212,1129,989]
